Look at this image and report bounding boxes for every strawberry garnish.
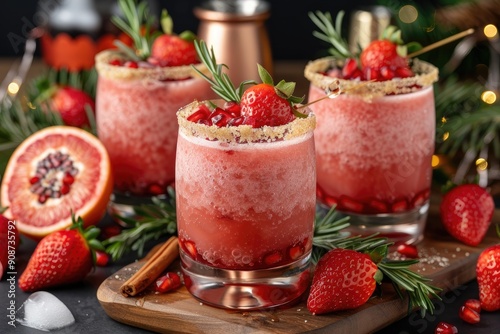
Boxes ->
[18,215,104,292]
[476,244,500,311]
[307,248,380,314]
[439,183,494,246]
[150,10,198,67]
[190,40,305,128]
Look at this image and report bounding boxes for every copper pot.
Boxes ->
[194,0,273,85]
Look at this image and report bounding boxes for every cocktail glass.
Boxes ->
[305,57,438,244]
[176,100,317,309]
[95,50,214,213]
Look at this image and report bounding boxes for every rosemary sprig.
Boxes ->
[103,187,177,261]
[308,10,354,60]
[192,40,255,103]
[111,0,159,60]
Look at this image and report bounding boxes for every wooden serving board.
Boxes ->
[97,208,500,334]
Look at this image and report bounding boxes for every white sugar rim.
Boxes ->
[304,57,439,98]
[177,100,316,143]
[95,50,210,81]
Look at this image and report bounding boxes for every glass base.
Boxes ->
[324,201,430,245]
[180,250,311,310]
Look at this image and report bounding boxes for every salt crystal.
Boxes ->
[16,291,75,332]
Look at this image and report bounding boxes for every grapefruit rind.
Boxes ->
[0,126,113,239]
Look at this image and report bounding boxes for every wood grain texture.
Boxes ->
[97,208,500,334]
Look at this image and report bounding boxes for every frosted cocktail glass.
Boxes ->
[176,100,316,309]
[305,58,438,244]
[95,50,213,211]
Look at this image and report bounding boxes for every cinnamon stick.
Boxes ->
[120,236,179,297]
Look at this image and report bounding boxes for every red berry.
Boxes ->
[342,58,359,79]
[391,199,408,213]
[155,272,182,293]
[223,101,241,117]
[182,240,198,260]
[187,105,211,123]
[124,61,139,68]
[435,322,458,334]
[50,86,95,128]
[464,299,481,313]
[338,196,364,213]
[288,244,304,260]
[368,199,388,213]
[459,304,480,324]
[151,34,197,67]
[95,250,109,267]
[307,249,378,314]
[440,184,494,246]
[210,108,233,127]
[476,245,500,311]
[240,83,295,128]
[109,59,122,66]
[396,243,419,258]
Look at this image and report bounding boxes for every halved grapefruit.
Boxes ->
[0,126,113,239]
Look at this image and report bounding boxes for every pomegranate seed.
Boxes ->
[264,251,283,266]
[227,116,245,127]
[29,176,40,184]
[101,225,122,239]
[338,196,364,213]
[342,58,359,79]
[95,251,109,267]
[187,105,210,123]
[38,194,47,204]
[395,67,414,78]
[210,108,232,127]
[223,101,241,117]
[155,272,182,293]
[182,240,198,259]
[62,173,74,185]
[324,195,338,208]
[368,199,388,213]
[288,245,304,260]
[379,67,395,80]
[363,67,380,81]
[464,299,481,313]
[198,119,212,126]
[459,305,480,324]
[391,199,408,213]
[435,321,458,334]
[148,183,164,195]
[125,61,139,68]
[60,184,70,195]
[396,243,419,258]
[109,59,122,66]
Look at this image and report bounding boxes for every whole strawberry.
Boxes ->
[307,248,380,315]
[50,86,95,128]
[439,184,494,246]
[18,216,103,292]
[150,10,197,67]
[476,244,500,311]
[1,213,19,280]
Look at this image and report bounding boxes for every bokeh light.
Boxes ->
[431,155,440,168]
[475,158,488,171]
[399,5,418,24]
[484,24,498,38]
[481,90,497,104]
